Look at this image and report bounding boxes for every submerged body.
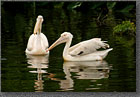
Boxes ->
[47,32,113,61]
[25,15,49,55]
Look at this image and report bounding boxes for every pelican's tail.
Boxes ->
[106,48,113,52]
[94,38,110,49]
[103,43,110,49]
[102,41,108,43]
[100,48,113,59]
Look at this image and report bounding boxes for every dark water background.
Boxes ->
[1,2,136,92]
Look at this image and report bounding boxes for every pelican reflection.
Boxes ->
[59,61,111,91]
[26,54,49,92]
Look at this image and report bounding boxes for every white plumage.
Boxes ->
[47,32,113,61]
[69,38,109,56]
[25,15,49,55]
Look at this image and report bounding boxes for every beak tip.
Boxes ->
[46,49,49,52]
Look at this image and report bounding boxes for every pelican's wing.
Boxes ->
[26,34,35,51]
[69,38,109,56]
[40,33,49,50]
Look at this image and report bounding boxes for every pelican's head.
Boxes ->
[46,32,73,52]
[36,15,44,22]
[60,32,73,40]
[34,15,44,34]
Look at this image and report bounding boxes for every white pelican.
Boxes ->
[25,15,49,55]
[47,32,113,61]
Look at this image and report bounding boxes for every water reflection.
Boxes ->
[58,61,111,91]
[26,54,49,92]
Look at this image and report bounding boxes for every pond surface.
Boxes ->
[1,3,136,92]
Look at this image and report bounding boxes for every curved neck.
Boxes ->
[63,37,72,57]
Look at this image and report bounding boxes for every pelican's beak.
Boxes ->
[46,36,66,52]
[33,15,43,35]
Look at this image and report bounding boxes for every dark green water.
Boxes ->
[1,2,136,92]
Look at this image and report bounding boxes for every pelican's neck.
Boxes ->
[63,37,72,57]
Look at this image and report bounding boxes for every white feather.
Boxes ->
[69,38,109,56]
[25,33,49,55]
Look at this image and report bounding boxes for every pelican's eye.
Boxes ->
[63,34,66,36]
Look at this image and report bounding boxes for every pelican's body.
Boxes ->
[47,32,113,61]
[25,15,49,55]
